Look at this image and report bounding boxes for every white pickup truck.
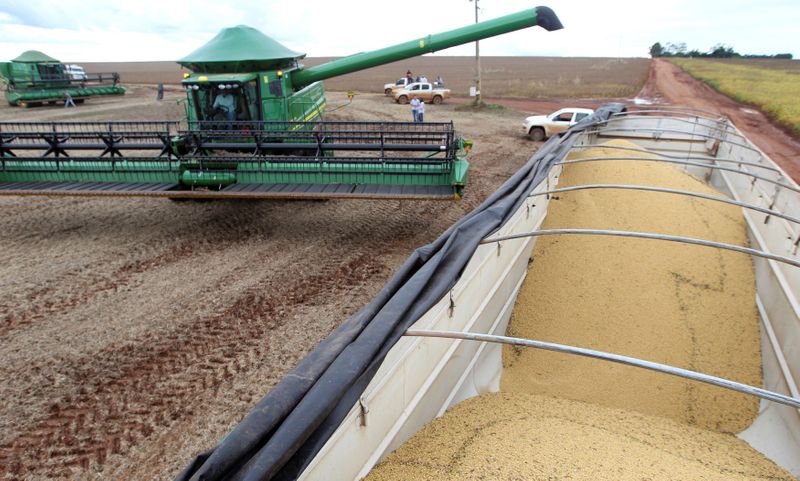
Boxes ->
[523,108,594,141]
[393,82,451,104]
[384,77,411,95]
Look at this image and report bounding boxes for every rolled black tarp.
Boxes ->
[176,103,626,481]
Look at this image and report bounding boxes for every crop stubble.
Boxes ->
[0,85,539,480]
[81,56,650,99]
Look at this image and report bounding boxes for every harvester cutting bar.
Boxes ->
[1,156,451,173]
[0,121,467,199]
[7,73,121,89]
[180,120,456,158]
[1,121,175,158]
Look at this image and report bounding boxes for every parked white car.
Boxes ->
[523,108,594,141]
[64,64,87,81]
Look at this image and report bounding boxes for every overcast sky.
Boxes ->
[1,0,798,62]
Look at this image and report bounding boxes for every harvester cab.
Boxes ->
[183,75,261,124]
[176,25,322,126]
[0,7,563,200]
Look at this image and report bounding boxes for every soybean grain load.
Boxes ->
[366,140,794,480]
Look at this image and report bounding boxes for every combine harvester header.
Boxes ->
[0,50,124,107]
[0,7,563,200]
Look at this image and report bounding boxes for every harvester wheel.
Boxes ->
[397,95,409,104]
[528,127,545,142]
[432,95,443,105]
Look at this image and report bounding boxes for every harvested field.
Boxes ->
[82,56,650,99]
[0,84,547,480]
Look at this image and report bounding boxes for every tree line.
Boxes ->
[649,42,793,59]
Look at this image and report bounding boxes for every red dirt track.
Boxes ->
[644,59,800,182]
[1,60,799,480]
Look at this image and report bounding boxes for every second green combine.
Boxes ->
[0,7,563,200]
[0,51,124,107]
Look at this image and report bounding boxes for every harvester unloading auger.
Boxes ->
[0,7,562,201]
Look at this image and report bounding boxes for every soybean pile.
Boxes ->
[366,140,796,480]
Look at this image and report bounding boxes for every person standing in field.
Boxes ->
[64,92,76,108]
[417,98,425,123]
[410,97,421,122]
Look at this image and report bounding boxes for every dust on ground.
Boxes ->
[0,85,539,480]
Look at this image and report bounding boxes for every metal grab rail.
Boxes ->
[601,115,748,141]
[478,229,800,269]
[587,126,761,154]
[571,144,781,173]
[528,184,800,226]
[404,329,800,410]
[612,109,725,122]
[620,105,724,118]
[556,157,800,195]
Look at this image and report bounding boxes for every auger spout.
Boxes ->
[290,6,563,88]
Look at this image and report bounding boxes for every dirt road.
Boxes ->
[0,86,538,480]
[643,59,800,182]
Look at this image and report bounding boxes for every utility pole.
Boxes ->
[470,0,482,105]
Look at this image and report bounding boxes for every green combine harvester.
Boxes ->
[0,7,562,200]
[0,50,124,107]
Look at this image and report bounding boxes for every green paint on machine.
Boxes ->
[0,7,563,200]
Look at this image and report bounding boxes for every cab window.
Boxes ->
[193,84,256,123]
[554,112,573,122]
[574,112,590,122]
[243,80,259,120]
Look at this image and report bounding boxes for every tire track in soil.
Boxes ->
[0,203,277,338]
[0,243,197,337]
[0,91,537,480]
[0,248,387,480]
[0,204,286,444]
